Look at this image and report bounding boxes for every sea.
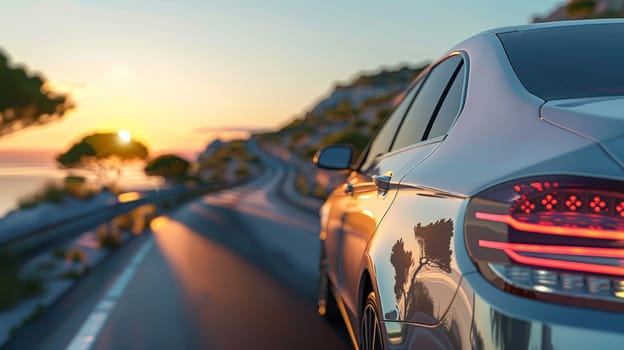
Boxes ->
[0,160,163,218]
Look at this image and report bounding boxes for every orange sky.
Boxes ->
[0,1,559,160]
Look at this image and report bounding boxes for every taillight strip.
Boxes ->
[479,239,624,276]
[475,212,624,241]
[479,240,624,258]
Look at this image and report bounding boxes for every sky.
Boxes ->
[0,0,563,156]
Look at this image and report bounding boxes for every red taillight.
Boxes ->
[465,176,624,309]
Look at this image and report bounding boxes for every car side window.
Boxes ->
[359,80,422,171]
[390,55,463,151]
[426,62,466,139]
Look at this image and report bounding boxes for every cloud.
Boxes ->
[194,126,271,134]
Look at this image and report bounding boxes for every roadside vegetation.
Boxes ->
[144,154,192,183]
[0,255,43,310]
[197,139,261,183]
[17,175,99,210]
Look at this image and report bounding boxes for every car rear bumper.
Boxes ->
[383,272,624,349]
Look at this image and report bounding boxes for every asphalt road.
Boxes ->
[3,161,350,349]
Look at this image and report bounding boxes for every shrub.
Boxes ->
[52,246,67,260]
[63,175,96,199]
[114,214,133,230]
[21,278,44,297]
[66,248,87,264]
[0,255,44,310]
[97,225,122,249]
[18,182,65,209]
[235,165,249,178]
[313,184,327,199]
[295,173,310,196]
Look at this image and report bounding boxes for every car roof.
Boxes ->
[487,18,624,35]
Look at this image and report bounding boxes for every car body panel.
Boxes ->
[382,272,624,350]
[319,20,624,349]
[325,139,444,323]
[541,96,624,167]
[401,32,621,198]
[369,187,467,326]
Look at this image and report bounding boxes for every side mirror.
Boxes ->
[313,145,353,170]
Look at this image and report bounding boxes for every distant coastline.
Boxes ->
[0,161,163,218]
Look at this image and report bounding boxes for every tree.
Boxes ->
[144,154,191,182]
[388,219,454,323]
[390,239,414,302]
[57,132,149,186]
[566,0,597,17]
[0,51,74,137]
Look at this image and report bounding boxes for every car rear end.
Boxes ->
[459,21,624,349]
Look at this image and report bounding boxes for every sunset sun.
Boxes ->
[118,129,131,143]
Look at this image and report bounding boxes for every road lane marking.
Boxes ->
[65,236,154,350]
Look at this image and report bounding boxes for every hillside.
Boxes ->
[533,0,624,22]
[199,0,624,199]
[262,64,427,160]
[255,63,428,198]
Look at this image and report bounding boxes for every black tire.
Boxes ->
[318,256,342,323]
[359,291,384,350]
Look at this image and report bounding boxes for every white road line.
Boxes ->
[65,237,154,350]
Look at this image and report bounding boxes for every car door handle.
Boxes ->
[344,182,354,196]
[372,175,391,192]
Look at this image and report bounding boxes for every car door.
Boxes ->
[326,78,421,304]
[368,53,468,335]
[336,54,466,321]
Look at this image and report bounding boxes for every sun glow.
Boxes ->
[118,129,131,143]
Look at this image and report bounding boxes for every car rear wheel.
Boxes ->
[360,291,384,350]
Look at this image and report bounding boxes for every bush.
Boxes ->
[0,255,44,310]
[62,266,90,280]
[63,175,96,199]
[97,225,122,249]
[18,182,65,209]
[313,184,327,199]
[0,256,21,310]
[52,246,67,260]
[235,165,249,178]
[295,173,310,196]
[21,278,44,297]
[66,248,87,264]
[144,154,191,181]
[115,214,133,230]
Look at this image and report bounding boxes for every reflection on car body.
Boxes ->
[314,19,624,350]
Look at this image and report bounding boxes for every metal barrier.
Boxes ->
[0,181,232,261]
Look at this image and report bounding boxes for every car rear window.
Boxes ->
[498,23,624,101]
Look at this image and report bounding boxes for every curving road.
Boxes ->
[3,154,350,349]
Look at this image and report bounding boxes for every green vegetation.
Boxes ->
[0,255,44,310]
[0,51,74,138]
[63,175,96,199]
[97,224,122,249]
[198,139,261,182]
[57,132,149,186]
[234,164,249,177]
[66,247,87,264]
[337,65,427,89]
[567,0,597,17]
[295,173,310,196]
[145,154,191,182]
[52,246,67,260]
[18,182,65,209]
[17,176,100,210]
